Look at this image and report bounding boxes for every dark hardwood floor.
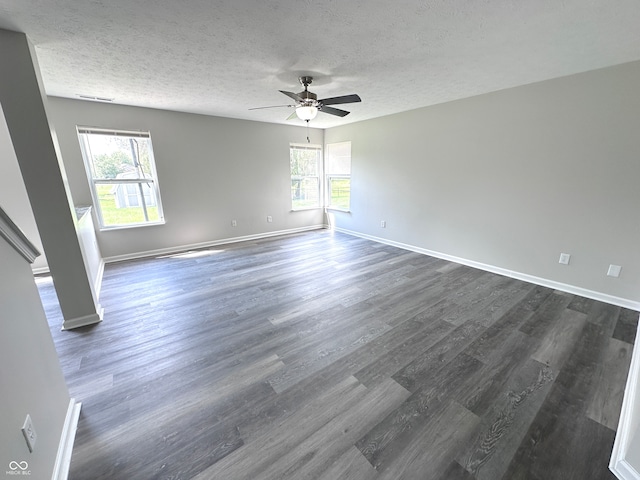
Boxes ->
[39,230,637,479]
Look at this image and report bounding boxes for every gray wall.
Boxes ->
[0,104,47,271]
[325,61,640,304]
[7,61,640,304]
[46,98,325,260]
[0,223,70,478]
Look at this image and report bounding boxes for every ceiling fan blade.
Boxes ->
[320,106,350,117]
[279,90,303,102]
[249,104,294,111]
[318,94,361,106]
[286,110,298,120]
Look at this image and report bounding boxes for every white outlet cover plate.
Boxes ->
[559,253,571,265]
[21,414,37,453]
[607,264,622,277]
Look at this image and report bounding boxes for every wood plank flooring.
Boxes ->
[39,230,638,479]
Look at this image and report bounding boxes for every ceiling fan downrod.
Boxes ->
[297,76,317,105]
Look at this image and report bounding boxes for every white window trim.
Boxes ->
[325,174,351,212]
[324,141,351,212]
[77,127,165,230]
[290,143,323,211]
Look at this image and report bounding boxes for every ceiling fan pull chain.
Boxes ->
[306,120,310,143]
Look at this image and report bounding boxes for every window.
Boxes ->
[290,144,322,210]
[77,127,164,229]
[325,141,351,211]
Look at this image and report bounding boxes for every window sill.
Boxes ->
[99,220,165,231]
[291,207,323,212]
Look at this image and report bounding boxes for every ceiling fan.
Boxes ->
[250,76,361,121]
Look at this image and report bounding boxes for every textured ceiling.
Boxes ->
[1,1,640,129]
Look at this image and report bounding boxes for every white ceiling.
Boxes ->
[1,1,640,129]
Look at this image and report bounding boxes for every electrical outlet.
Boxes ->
[267,216,273,223]
[231,220,237,227]
[607,264,622,278]
[381,220,386,228]
[21,414,37,453]
[558,253,570,265]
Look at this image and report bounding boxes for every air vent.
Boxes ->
[77,94,114,102]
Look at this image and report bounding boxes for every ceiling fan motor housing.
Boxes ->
[297,76,318,105]
[297,90,318,105]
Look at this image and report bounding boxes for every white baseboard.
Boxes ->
[103,225,324,264]
[334,227,640,311]
[610,326,640,480]
[51,398,82,480]
[61,306,104,330]
[611,460,640,480]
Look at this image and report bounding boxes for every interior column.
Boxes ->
[0,28,103,329]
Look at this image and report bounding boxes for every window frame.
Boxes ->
[290,143,323,211]
[324,141,352,212]
[77,127,165,230]
[326,174,351,212]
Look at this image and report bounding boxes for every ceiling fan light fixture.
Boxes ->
[296,105,318,121]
